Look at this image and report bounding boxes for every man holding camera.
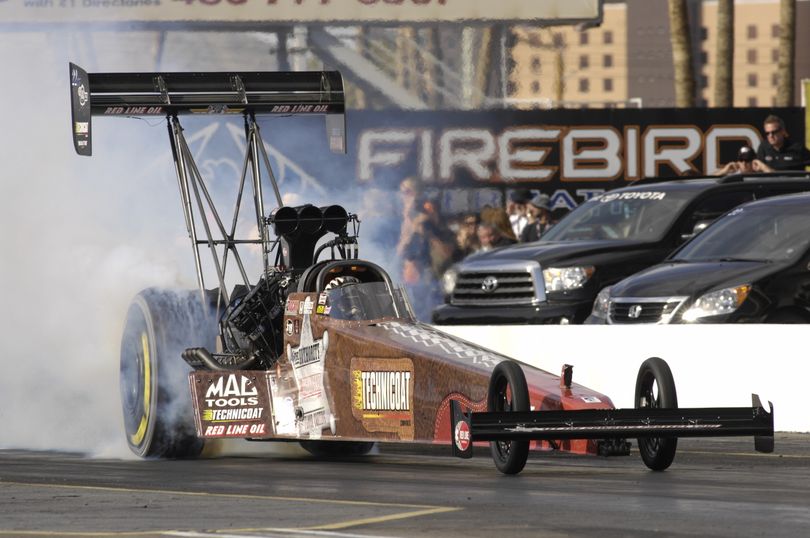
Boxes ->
[714,145,773,175]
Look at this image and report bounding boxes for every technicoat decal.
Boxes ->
[378,321,502,368]
[351,357,415,440]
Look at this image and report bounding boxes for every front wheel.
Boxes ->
[635,357,678,471]
[120,289,215,458]
[488,361,530,475]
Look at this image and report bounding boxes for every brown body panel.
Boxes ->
[189,292,615,454]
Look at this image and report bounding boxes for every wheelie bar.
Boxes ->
[450,395,774,459]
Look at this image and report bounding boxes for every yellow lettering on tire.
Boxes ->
[130,332,151,445]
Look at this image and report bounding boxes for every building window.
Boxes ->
[603,31,613,45]
[747,25,757,39]
[603,54,613,68]
[772,73,779,87]
[579,32,589,45]
[748,96,758,107]
[579,78,590,93]
[700,26,708,40]
[531,56,541,74]
[603,78,613,92]
[772,49,780,63]
[772,24,781,38]
[700,75,709,89]
[579,55,589,69]
[747,73,758,87]
[531,80,541,94]
[700,51,708,64]
[747,49,757,64]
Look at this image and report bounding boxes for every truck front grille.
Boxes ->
[451,269,538,306]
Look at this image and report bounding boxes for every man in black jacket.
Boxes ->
[756,114,810,171]
[519,193,552,243]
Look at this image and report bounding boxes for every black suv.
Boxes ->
[432,172,810,325]
[587,192,810,324]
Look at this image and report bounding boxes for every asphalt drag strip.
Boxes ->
[0,434,808,537]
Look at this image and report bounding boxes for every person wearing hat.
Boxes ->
[714,145,773,176]
[508,188,534,238]
[519,193,552,243]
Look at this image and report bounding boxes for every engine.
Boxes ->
[219,271,295,367]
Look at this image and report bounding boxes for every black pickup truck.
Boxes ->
[432,173,810,325]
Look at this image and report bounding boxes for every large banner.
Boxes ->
[1,0,601,25]
[250,107,805,213]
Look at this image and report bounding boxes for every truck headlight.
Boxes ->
[681,285,751,322]
[590,286,613,320]
[441,267,459,295]
[543,266,595,293]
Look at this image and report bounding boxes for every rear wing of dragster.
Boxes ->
[68,62,346,156]
[68,62,348,307]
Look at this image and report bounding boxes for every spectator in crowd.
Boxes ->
[455,212,481,257]
[400,194,460,319]
[519,193,552,242]
[550,206,570,226]
[476,223,505,252]
[480,206,518,246]
[396,177,422,261]
[507,188,533,239]
[714,145,772,175]
[756,114,810,171]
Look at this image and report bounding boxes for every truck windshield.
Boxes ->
[542,190,693,242]
[326,282,416,321]
[673,202,810,263]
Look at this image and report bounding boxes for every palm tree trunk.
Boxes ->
[668,0,696,107]
[714,0,734,107]
[776,0,796,106]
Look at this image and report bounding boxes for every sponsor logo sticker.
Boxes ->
[286,299,299,314]
[351,357,415,440]
[580,396,602,404]
[286,319,294,336]
[74,122,89,134]
[454,420,471,451]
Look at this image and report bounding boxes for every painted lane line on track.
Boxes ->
[0,480,448,509]
[168,529,402,538]
[0,481,460,537]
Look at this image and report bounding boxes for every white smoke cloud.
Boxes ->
[0,29,406,458]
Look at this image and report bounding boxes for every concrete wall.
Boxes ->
[441,324,806,432]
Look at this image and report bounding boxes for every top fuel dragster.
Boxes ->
[70,63,772,474]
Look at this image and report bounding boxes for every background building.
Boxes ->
[510,0,810,108]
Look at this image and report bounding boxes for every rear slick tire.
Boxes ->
[488,360,530,475]
[635,357,678,471]
[120,289,214,459]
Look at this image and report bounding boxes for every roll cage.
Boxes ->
[69,62,358,312]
